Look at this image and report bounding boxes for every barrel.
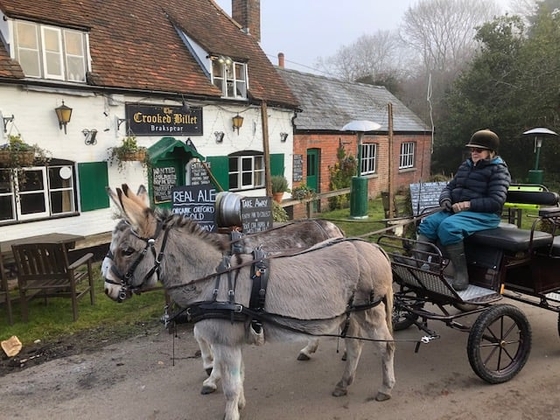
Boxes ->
[215,191,244,227]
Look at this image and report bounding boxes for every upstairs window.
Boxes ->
[399,142,415,169]
[212,56,248,99]
[14,20,87,82]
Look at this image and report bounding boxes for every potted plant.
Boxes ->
[107,135,149,171]
[271,175,290,203]
[291,183,316,201]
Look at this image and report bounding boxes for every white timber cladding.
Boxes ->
[0,85,294,242]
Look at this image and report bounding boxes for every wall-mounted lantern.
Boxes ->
[55,101,73,134]
[280,132,288,142]
[232,114,244,134]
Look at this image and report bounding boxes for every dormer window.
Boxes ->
[211,56,248,99]
[13,20,88,82]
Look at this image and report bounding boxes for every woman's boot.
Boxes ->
[442,241,469,291]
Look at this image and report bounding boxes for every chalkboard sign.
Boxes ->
[188,161,211,186]
[153,167,177,203]
[171,184,217,232]
[240,196,273,233]
[293,154,303,182]
[409,182,447,216]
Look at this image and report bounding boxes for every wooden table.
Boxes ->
[1,233,85,279]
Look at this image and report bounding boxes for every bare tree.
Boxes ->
[400,0,501,75]
[314,30,405,82]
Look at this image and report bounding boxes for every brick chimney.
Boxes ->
[278,52,285,68]
[232,0,261,42]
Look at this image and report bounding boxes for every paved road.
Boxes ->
[1,300,560,420]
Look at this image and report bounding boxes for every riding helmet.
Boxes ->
[466,129,499,151]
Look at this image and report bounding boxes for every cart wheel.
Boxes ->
[393,303,418,331]
[467,304,531,384]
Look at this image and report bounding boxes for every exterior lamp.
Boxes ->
[232,114,244,134]
[55,101,73,134]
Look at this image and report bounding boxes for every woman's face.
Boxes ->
[469,147,490,163]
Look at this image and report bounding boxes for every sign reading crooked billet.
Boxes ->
[240,197,273,234]
[171,185,217,232]
[126,104,203,136]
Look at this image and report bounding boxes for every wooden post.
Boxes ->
[388,103,394,219]
[261,101,272,196]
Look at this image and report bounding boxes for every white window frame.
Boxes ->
[0,164,77,225]
[14,20,87,82]
[361,143,377,175]
[228,154,265,191]
[399,142,415,169]
[212,57,248,99]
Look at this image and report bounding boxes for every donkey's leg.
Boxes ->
[332,320,363,397]
[297,338,320,361]
[372,317,396,401]
[194,325,214,376]
[214,344,245,420]
[361,305,396,401]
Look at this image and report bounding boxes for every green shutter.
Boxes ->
[205,156,229,191]
[270,153,285,176]
[78,162,109,211]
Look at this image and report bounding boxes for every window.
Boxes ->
[0,163,77,224]
[361,143,377,175]
[399,142,415,169]
[212,57,248,99]
[228,153,264,191]
[14,20,87,82]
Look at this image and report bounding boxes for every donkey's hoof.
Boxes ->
[205,367,213,376]
[375,392,391,402]
[297,352,310,361]
[201,385,217,395]
[332,387,347,397]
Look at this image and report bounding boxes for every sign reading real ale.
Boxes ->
[126,104,203,136]
[171,185,217,232]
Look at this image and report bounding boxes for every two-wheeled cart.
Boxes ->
[379,188,560,383]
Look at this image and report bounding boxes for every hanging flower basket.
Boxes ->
[119,149,147,162]
[0,149,35,167]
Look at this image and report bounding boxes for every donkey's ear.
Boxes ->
[117,186,158,238]
[106,186,124,215]
[126,184,149,208]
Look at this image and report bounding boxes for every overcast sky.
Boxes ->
[215,0,512,74]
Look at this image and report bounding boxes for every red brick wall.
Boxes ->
[290,132,432,218]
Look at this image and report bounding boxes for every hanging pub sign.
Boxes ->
[172,184,217,232]
[125,104,203,136]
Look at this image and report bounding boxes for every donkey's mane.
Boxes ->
[153,208,228,252]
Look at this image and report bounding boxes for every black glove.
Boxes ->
[440,199,452,212]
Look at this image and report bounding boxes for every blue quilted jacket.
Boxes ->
[439,156,511,215]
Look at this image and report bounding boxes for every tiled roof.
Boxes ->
[0,0,298,108]
[277,68,430,133]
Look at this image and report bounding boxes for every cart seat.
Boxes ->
[468,227,553,253]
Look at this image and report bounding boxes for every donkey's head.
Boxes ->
[103,184,161,302]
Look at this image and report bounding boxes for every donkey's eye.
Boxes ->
[123,247,136,256]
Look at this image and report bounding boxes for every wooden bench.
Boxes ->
[12,242,96,322]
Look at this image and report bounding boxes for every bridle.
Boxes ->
[105,220,171,302]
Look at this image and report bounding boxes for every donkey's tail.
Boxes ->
[384,286,394,334]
